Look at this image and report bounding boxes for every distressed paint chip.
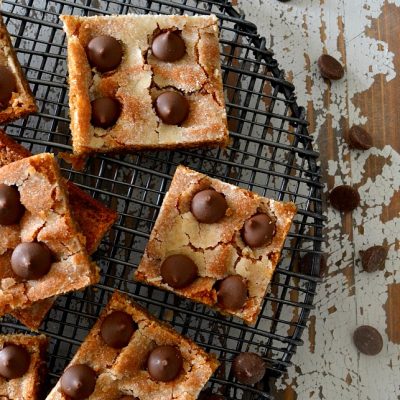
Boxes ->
[235,0,400,399]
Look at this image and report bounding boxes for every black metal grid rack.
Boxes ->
[0,0,324,398]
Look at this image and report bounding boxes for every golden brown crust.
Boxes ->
[135,165,297,324]
[0,153,99,316]
[0,334,48,400]
[0,14,37,124]
[0,130,117,255]
[10,297,56,330]
[0,130,32,162]
[64,180,117,254]
[46,292,219,400]
[60,14,229,156]
[0,130,116,329]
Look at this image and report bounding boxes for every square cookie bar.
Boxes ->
[60,14,228,156]
[0,130,117,256]
[135,166,297,324]
[0,130,117,329]
[0,13,37,124]
[0,153,99,316]
[46,292,219,400]
[0,334,47,400]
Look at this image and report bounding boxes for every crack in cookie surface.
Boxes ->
[135,166,297,324]
[0,154,98,316]
[61,14,228,155]
[45,292,218,400]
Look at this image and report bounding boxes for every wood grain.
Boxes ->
[236,0,400,399]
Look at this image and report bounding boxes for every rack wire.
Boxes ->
[0,0,324,398]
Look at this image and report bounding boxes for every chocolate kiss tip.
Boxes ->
[205,195,212,203]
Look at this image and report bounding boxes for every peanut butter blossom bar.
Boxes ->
[0,130,117,329]
[0,153,99,316]
[0,14,37,123]
[60,14,229,156]
[0,334,48,400]
[45,292,219,400]
[135,166,297,324]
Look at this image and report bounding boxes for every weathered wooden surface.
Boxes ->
[234,0,400,399]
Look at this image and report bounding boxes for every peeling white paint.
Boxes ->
[236,0,400,399]
[238,0,398,130]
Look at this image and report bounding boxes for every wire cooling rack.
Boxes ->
[0,0,324,398]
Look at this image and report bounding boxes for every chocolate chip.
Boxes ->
[329,185,360,212]
[0,184,25,225]
[160,254,198,289]
[60,364,97,399]
[11,242,52,280]
[299,252,327,277]
[359,245,388,273]
[232,352,266,385]
[100,311,137,349]
[191,189,228,224]
[347,126,373,150]
[91,97,121,129]
[217,275,247,310]
[154,91,189,125]
[147,345,183,382]
[87,35,123,73]
[0,344,30,379]
[0,66,17,109]
[318,54,344,80]
[353,325,383,356]
[152,31,186,62]
[242,213,275,248]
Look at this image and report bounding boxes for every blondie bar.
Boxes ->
[60,14,228,156]
[45,292,219,400]
[0,334,47,400]
[0,130,117,329]
[135,166,297,324]
[0,13,37,124]
[0,153,99,316]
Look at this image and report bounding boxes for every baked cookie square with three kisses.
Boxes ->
[135,166,297,324]
[60,14,228,156]
[0,153,99,316]
[0,13,37,124]
[0,334,48,400]
[45,292,219,400]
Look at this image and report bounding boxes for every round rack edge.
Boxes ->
[0,0,324,399]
